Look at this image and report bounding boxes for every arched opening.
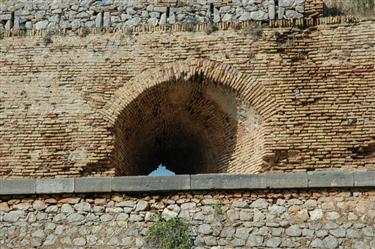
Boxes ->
[113,75,263,176]
[103,59,274,176]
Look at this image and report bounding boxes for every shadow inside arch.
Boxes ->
[112,75,243,176]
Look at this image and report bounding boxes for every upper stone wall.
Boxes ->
[0,0,306,31]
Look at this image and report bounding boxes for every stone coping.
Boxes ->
[0,170,374,195]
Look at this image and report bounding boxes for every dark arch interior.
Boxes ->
[113,78,240,176]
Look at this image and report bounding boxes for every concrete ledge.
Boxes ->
[0,170,374,195]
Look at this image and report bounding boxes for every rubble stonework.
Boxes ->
[0,190,374,248]
[0,0,306,32]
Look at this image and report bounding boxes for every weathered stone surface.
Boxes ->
[0,179,35,195]
[354,171,375,187]
[1,190,371,247]
[250,199,269,209]
[198,224,213,235]
[36,179,74,194]
[286,225,302,237]
[311,238,323,248]
[112,176,190,192]
[61,204,74,213]
[74,202,91,212]
[266,237,281,248]
[247,235,263,247]
[308,171,354,188]
[33,200,47,211]
[135,200,148,211]
[73,237,86,246]
[0,0,305,33]
[309,209,323,220]
[330,228,346,238]
[67,213,85,223]
[266,172,308,189]
[3,211,25,222]
[74,177,111,193]
[323,235,339,249]
[161,208,178,219]
[100,214,113,222]
[235,227,251,239]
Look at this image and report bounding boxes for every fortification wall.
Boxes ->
[0,18,374,177]
[0,0,307,32]
[0,188,374,248]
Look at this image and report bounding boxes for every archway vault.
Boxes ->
[102,59,280,176]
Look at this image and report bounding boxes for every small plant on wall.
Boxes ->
[145,217,192,249]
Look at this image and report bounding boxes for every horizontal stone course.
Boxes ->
[36,178,75,194]
[1,170,374,195]
[111,175,191,192]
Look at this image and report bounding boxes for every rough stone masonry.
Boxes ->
[0,0,306,31]
[0,190,374,248]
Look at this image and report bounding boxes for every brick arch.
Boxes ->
[102,59,280,175]
[103,59,278,124]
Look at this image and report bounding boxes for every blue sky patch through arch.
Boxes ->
[148,165,176,176]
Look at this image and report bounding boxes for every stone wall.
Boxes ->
[323,0,375,17]
[0,18,374,177]
[0,189,374,248]
[0,0,306,32]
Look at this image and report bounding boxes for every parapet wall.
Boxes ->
[0,0,309,31]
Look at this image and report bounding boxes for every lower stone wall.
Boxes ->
[1,189,374,248]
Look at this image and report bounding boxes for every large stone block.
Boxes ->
[36,178,74,194]
[0,179,36,195]
[74,177,112,193]
[308,171,354,188]
[354,171,375,187]
[111,175,190,192]
[266,172,308,189]
[191,174,266,190]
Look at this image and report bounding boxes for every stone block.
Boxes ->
[308,171,354,188]
[0,14,12,20]
[36,178,74,194]
[74,177,111,193]
[266,172,308,189]
[354,171,375,187]
[191,174,266,190]
[111,175,190,192]
[0,179,36,195]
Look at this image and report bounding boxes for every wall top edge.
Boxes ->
[0,0,306,33]
[0,170,374,196]
[0,15,365,38]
